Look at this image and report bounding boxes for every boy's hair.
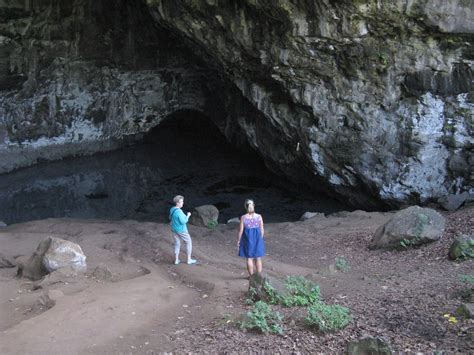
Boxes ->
[173,195,184,204]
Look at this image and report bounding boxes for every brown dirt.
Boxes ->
[0,207,473,354]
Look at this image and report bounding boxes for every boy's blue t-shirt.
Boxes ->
[169,207,189,233]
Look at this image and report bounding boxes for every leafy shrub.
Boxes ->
[207,220,218,229]
[282,276,321,307]
[305,302,351,332]
[240,301,283,334]
[458,274,474,286]
[335,257,351,272]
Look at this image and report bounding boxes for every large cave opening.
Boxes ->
[0,109,348,225]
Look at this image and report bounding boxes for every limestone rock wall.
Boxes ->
[0,0,218,172]
[147,0,473,208]
[0,0,472,209]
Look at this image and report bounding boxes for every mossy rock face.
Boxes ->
[449,235,474,260]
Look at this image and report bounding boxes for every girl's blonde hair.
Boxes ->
[244,199,255,212]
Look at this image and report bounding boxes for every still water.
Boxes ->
[0,114,348,225]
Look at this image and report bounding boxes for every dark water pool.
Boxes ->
[0,113,348,225]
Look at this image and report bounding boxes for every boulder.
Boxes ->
[300,212,323,221]
[448,235,474,260]
[370,206,445,249]
[0,252,16,268]
[43,237,87,273]
[248,273,289,303]
[17,236,87,280]
[438,192,470,211]
[346,337,393,355]
[189,205,219,228]
[227,217,240,224]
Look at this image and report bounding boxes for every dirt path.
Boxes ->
[0,207,473,353]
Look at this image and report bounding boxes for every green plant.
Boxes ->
[207,220,218,229]
[282,276,321,307]
[335,257,351,272]
[377,53,388,65]
[240,301,283,334]
[458,274,474,286]
[305,302,352,332]
[246,286,257,305]
[262,280,283,305]
[400,238,415,248]
[457,239,474,259]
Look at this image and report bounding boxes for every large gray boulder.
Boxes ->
[370,206,445,249]
[17,237,87,280]
[189,205,219,228]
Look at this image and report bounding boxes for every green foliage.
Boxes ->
[246,286,257,305]
[377,53,388,65]
[458,274,474,286]
[335,257,351,272]
[400,238,415,248]
[207,220,218,229]
[281,276,321,307]
[457,239,474,259]
[240,301,283,334]
[305,302,352,332]
[262,280,282,305]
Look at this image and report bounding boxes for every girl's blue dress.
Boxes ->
[239,213,265,258]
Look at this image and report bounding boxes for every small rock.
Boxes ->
[448,235,474,260]
[455,303,474,319]
[346,337,393,355]
[300,212,321,221]
[0,221,7,227]
[438,192,470,211]
[227,217,240,224]
[0,252,16,268]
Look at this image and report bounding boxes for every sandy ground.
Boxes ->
[0,207,473,354]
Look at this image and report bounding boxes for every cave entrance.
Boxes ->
[136,109,345,223]
[0,110,346,225]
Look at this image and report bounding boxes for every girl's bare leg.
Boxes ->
[246,258,254,276]
[256,257,263,273]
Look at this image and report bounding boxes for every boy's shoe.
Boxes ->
[174,260,181,265]
[187,259,197,265]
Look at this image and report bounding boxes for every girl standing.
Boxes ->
[237,199,265,276]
